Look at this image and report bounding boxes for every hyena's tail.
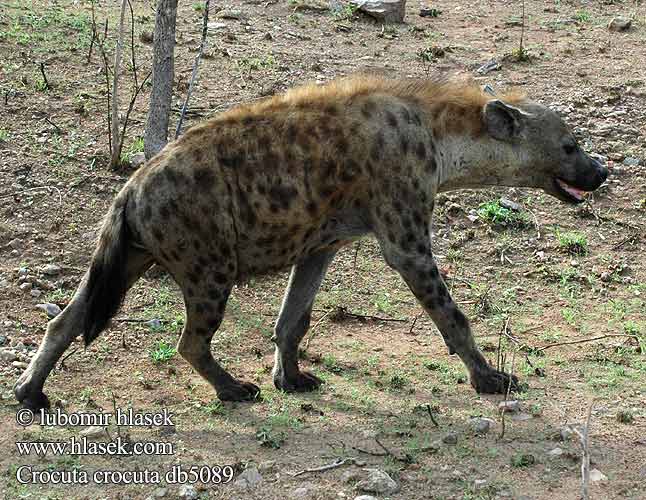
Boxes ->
[83,194,133,346]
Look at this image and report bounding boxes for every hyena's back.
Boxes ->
[128,93,422,283]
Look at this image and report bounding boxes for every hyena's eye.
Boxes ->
[563,143,576,155]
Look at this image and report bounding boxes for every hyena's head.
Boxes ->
[483,99,608,203]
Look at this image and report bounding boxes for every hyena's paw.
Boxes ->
[470,366,521,394]
[14,381,51,411]
[274,370,323,393]
[216,381,261,402]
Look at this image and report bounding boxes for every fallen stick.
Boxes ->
[291,457,355,477]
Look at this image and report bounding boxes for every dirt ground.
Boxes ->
[1,0,645,499]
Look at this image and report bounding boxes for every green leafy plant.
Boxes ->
[477,200,528,228]
[556,230,588,255]
[150,340,176,364]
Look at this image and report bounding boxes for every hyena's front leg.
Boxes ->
[379,241,519,394]
[272,250,336,392]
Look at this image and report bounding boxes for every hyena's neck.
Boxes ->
[435,136,527,192]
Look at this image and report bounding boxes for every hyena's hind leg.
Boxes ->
[14,248,154,410]
[272,250,336,392]
[178,285,260,401]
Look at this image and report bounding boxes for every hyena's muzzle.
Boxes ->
[552,152,608,204]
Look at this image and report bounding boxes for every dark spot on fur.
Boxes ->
[220,154,243,169]
[361,100,375,118]
[306,202,318,215]
[269,184,298,210]
[416,142,426,160]
[400,135,409,154]
[400,107,411,123]
[426,157,437,173]
[152,228,164,241]
[386,111,398,128]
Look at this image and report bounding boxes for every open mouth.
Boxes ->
[554,178,590,204]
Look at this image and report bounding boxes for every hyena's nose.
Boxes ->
[591,158,608,184]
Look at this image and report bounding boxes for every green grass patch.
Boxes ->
[477,200,529,228]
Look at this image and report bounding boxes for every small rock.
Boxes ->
[217,9,246,20]
[442,432,459,445]
[80,426,106,438]
[477,59,501,75]
[355,468,399,494]
[0,349,19,363]
[42,264,61,276]
[590,468,608,481]
[510,412,533,422]
[354,496,378,500]
[207,22,228,30]
[470,417,495,435]
[177,484,198,500]
[234,466,263,489]
[291,483,319,499]
[498,400,520,413]
[0,335,7,346]
[623,157,640,167]
[18,267,29,276]
[600,271,611,283]
[608,17,631,32]
[12,360,28,369]
[19,282,32,292]
[547,447,564,457]
[36,303,62,318]
[499,198,521,211]
[474,479,488,489]
[152,487,168,498]
[130,152,146,169]
[357,0,406,23]
[146,318,162,330]
[30,289,42,298]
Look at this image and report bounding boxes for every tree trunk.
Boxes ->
[110,0,128,169]
[144,0,178,160]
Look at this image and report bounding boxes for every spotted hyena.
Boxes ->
[15,75,608,410]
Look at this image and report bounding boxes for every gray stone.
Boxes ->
[234,466,263,489]
[12,360,28,369]
[357,0,406,23]
[80,426,106,439]
[291,483,319,499]
[177,484,198,499]
[354,496,378,500]
[30,289,42,298]
[130,152,146,169]
[442,431,459,445]
[0,335,7,346]
[18,267,29,276]
[217,9,246,20]
[500,198,521,211]
[608,17,631,32]
[355,468,399,494]
[470,417,495,435]
[42,264,61,276]
[0,349,18,363]
[19,282,32,292]
[152,487,168,498]
[36,303,62,318]
[623,157,640,166]
[146,318,162,330]
[590,468,607,481]
[547,447,564,457]
[498,400,520,413]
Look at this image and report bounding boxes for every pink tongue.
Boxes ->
[557,179,587,200]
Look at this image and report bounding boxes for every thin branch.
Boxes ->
[425,404,439,427]
[291,457,354,477]
[127,0,139,89]
[39,62,50,90]
[175,0,210,138]
[573,401,594,500]
[303,309,332,351]
[537,333,640,352]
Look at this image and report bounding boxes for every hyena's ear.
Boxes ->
[483,99,530,141]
